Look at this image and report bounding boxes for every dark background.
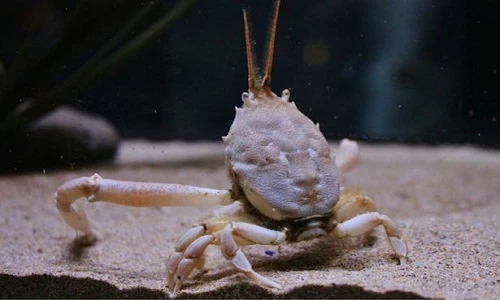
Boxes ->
[1,0,499,147]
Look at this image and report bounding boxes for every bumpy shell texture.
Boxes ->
[224,96,340,221]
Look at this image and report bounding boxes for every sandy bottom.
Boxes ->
[1,141,499,299]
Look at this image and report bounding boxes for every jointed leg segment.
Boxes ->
[336,139,359,175]
[166,225,213,295]
[333,188,408,265]
[220,224,283,289]
[55,173,233,238]
[166,218,287,296]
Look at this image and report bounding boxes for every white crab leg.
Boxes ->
[335,138,359,175]
[334,212,408,265]
[220,223,285,289]
[166,225,208,292]
[171,234,214,296]
[55,173,232,236]
[166,221,286,296]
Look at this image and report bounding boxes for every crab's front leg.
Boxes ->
[166,214,287,296]
[55,173,233,238]
[332,187,408,265]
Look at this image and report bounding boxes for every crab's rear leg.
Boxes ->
[335,139,359,175]
[55,173,233,238]
[332,187,408,265]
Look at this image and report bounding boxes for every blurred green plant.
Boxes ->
[0,0,194,139]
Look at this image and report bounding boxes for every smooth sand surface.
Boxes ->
[1,141,499,299]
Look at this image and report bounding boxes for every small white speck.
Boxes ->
[469,110,474,117]
[492,69,498,75]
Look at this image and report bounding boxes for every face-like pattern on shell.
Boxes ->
[223,95,340,221]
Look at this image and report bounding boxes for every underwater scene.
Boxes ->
[0,1,498,298]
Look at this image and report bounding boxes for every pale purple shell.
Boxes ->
[223,96,340,221]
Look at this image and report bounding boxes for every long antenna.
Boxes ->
[261,0,281,89]
[243,9,256,91]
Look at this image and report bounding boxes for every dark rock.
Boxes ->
[0,105,120,172]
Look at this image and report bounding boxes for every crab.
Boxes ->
[55,0,408,296]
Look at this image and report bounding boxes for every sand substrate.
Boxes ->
[1,141,499,299]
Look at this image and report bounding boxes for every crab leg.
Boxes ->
[167,219,286,296]
[335,139,359,175]
[55,173,232,237]
[332,188,408,265]
[220,224,284,289]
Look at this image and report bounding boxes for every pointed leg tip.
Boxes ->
[173,281,183,298]
[399,257,408,266]
[271,281,283,290]
[249,271,282,290]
